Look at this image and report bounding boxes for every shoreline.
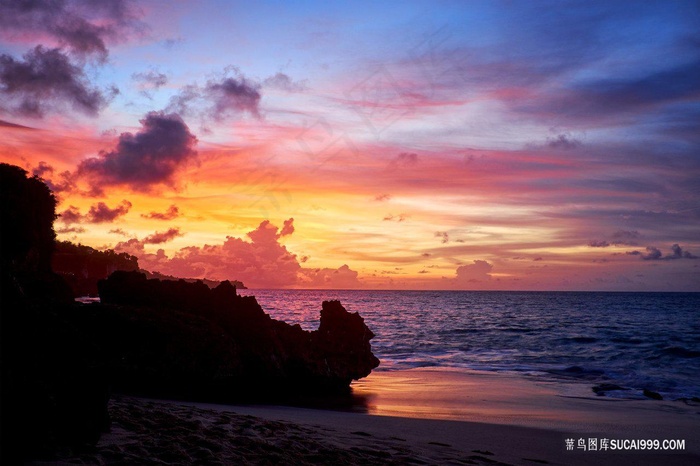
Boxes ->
[31,368,700,465]
[350,368,700,431]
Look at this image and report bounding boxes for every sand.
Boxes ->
[30,369,700,465]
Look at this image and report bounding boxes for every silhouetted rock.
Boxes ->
[643,388,663,400]
[1,164,109,464]
[313,300,380,382]
[97,271,380,395]
[592,383,627,396]
[0,162,378,463]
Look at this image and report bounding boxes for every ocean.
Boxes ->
[248,290,700,401]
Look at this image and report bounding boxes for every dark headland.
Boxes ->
[0,163,379,464]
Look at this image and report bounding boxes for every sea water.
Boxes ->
[249,290,700,400]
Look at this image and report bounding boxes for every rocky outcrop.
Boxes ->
[97,270,379,395]
[1,164,109,464]
[313,300,379,381]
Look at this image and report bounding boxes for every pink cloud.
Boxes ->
[455,260,493,283]
[118,218,359,289]
[299,264,361,289]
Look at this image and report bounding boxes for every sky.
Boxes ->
[1,0,699,291]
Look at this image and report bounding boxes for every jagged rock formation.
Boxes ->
[97,271,379,394]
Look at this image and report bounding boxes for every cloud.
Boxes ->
[165,84,200,116]
[32,161,54,178]
[279,217,295,237]
[78,111,198,192]
[611,230,640,246]
[589,230,642,248]
[143,227,183,244]
[435,231,449,243]
[166,69,262,123]
[523,59,700,125]
[109,228,130,236]
[56,226,85,234]
[669,244,698,260]
[60,200,132,224]
[86,200,132,223]
[37,167,76,194]
[546,134,581,150]
[263,72,307,92]
[29,163,76,195]
[383,213,407,222]
[641,246,663,261]
[374,193,391,201]
[299,264,361,289]
[455,260,493,282]
[247,218,295,243]
[0,118,36,130]
[116,218,357,289]
[632,244,698,260]
[577,59,700,116]
[59,205,82,224]
[114,237,145,254]
[127,219,301,288]
[205,75,261,119]
[132,70,168,97]
[141,205,180,220]
[0,46,115,117]
[0,0,141,61]
[388,152,418,169]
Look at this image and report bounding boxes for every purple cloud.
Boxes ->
[0,0,141,61]
[205,76,261,119]
[632,244,698,261]
[166,70,262,123]
[58,200,132,224]
[78,111,198,192]
[87,200,132,223]
[143,227,183,244]
[0,46,115,117]
[263,72,307,92]
[132,69,168,97]
[59,205,82,224]
[546,134,581,150]
[456,260,493,282]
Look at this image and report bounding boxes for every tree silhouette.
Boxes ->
[0,163,57,275]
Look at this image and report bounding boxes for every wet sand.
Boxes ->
[31,369,700,465]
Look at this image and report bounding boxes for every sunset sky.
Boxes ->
[1,0,699,291]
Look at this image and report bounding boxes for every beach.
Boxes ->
[30,369,700,465]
